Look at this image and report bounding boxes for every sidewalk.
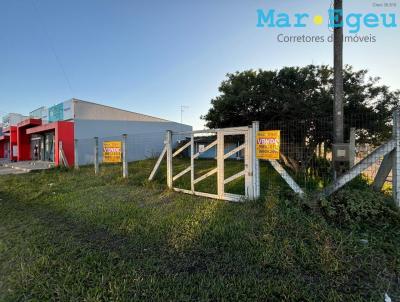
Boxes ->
[0,161,55,173]
[0,165,27,175]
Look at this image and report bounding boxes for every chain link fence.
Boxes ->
[73,111,399,206]
[260,112,395,193]
[76,131,181,165]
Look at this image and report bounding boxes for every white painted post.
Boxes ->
[59,141,63,166]
[94,137,99,175]
[393,110,400,207]
[246,126,254,200]
[373,151,394,192]
[122,134,128,178]
[321,140,396,198]
[252,121,260,199]
[217,130,225,199]
[349,127,356,168]
[190,134,195,192]
[74,139,79,170]
[166,131,173,189]
[269,160,304,196]
[58,141,69,168]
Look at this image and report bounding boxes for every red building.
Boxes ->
[25,121,74,166]
[0,126,17,161]
[1,98,191,167]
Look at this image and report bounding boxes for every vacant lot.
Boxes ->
[0,160,399,301]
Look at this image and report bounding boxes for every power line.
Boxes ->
[30,0,74,96]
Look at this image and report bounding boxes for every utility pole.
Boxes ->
[333,0,344,177]
[333,0,344,144]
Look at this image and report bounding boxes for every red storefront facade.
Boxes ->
[1,98,191,167]
[0,119,74,167]
[0,126,17,161]
[25,121,74,166]
[17,118,42,162]
[0,135,9,159]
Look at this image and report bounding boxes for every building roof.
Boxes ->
[3,98,190,126]
[72,98,172,123]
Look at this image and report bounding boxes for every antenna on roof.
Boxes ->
[180,105,189,136]
[180,105,189,125]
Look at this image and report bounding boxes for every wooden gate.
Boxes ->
[149,124,260,201]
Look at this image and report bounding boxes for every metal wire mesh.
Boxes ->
[75,137,96,166]
[76,131,168,166]
[260,112,394,193]
[74,111,399,203]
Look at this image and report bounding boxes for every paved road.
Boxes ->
[0,166,27,175]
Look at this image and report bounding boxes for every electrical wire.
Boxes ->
[30,0,74,96]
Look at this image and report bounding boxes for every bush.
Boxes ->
[321,187,400,226]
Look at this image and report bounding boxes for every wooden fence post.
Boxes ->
[122,134,128,178]
[94,137,99,175]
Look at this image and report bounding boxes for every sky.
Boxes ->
[0,0,399,129]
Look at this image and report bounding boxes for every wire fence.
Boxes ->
[260,112,394,193]
[75,131,174,166]
[73,111,398,202]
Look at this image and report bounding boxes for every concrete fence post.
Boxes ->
[252,121,260,199]
[393,110,400,207]
[74,139,79,170]
[190,134,195,192]
[94,137,99,175]
[58,141,69,168]
[217,130,225,199]
[59,141,63,166]
[245,126,253,200]
[349,127,356,168]
[122,134,128,178]
[166,131,173,189]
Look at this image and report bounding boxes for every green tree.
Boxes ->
[202,65,399,175]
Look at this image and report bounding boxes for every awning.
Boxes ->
[26,122,58,135]
[17,118,42,128]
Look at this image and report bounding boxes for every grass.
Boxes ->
[0,159,399,301]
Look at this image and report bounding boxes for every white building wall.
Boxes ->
[74,119,191,165]
[2,113,28,128]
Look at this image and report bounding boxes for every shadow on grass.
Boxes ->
[0,160,399,301]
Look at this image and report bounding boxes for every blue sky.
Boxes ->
[0,0,399,129]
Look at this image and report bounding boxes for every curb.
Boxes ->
[2,163,32,172]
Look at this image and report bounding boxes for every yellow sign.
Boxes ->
[103,141,122,163]
[256,130,280,160]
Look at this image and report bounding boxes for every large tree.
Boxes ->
[202,65,399,144]
[202,65,399,175]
